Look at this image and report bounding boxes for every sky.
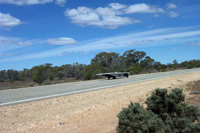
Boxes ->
[0,0,200,70]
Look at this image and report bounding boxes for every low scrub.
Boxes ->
[186,80,200,92]
[117,88,200,133]
[42,79,52,85]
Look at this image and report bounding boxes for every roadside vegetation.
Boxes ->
[0,49,200,90]
[117,88,200,133]
[185,80,200,94]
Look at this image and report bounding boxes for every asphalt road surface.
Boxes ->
[0,68,200,106]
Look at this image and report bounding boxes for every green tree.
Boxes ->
[31,65,48,84]
[62,64,74,77]
[73,62,85,80]
[173,59,178,69]
[23,68,31,78]
[125,63,143,74]
[83,65,107,80]
[140,56,155,71]
[153,61,162,72]
[0,70,6,80]
[187,61,194,69]
[57,71,64,80]
[110,56,125,72]
[7,69,14,81]
[91,52,119,68]
[123,49,146,67]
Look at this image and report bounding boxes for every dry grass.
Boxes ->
[185,80,200,109]
[0,77,81,90]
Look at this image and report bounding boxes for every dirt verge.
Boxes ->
[0,72,200,133]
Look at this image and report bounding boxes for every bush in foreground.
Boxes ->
[117,88,200,133]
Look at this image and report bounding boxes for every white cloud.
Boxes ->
[147,25,154,28]
[17,41,32,45]
[154,14,159,17]
[64,3,166,29]
[0,0,53,5]
[1,26,200,62]
[80,52,88,55]
[55,0,66,6]
[169,11,178,17]
[183,41,200,46]
[0,36,33,53]
[0,12,21,28]
[125,3,164,14]
[0,36,32,46]
[64,3,143,29]
[170,47,183,50]
[166,3,177,9]
[0,0,66,6]
[46,37,77,45]
[108,3,127,10]
[0,36,20,44]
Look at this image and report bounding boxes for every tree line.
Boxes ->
[0,49,200,84]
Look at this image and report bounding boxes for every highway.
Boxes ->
[0,68,200,106]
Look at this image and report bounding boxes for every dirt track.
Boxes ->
[0,72,200,133]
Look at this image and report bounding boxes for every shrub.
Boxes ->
[32,66,47,84]
[57,71,64,80]
[83,70,93,80]
[42,79,52,85]
[117,88,200,133]
[49,74,54,81]
[187,64,194,69]
[26,82,35,87]
[125,67,143,75]
[185,80,200,92]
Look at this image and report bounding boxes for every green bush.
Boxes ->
[57,71,64,80]
[32,66,48,84]
[125,67,143,75]
[42,79,52,85]
[49,74,54,81]
[26,82,35,87]
[117,88,200,133]
[83,70,93,80]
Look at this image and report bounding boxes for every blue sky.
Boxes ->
[0,0,200,70]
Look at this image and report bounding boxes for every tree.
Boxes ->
[23,68,31,78]
[123,49,146,67]
[187,61,194,69]
[31,65,48,84]
[83,65,107,80]
[62,64,74,77]
[57,71,64,80]
[91,52,119,68]
[117,88,200,133]
[73,62,85,80]
[153,61,162,72]
[7,69,14,81]
[110,56,125,72]
[173,59,178,69]
[140,56,155,70]
[0,70,6,80]
[125,63,143,74]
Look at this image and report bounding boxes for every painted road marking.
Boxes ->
[75,81,99,86]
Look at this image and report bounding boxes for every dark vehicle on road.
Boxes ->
[97,72,130,79]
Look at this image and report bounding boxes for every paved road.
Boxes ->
[0,68,200,106]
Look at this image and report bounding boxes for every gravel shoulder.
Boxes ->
[0,72,200,133]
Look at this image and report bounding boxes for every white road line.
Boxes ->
[75,81,99,86]
[0,70,196,106]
